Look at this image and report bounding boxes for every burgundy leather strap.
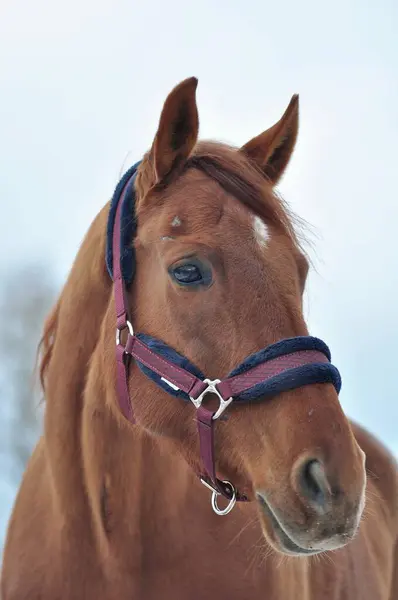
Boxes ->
[197,407,220,491]
[197,407,246,500]
[113,182,135,422]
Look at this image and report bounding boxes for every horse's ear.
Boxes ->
[151,77,199,183]
[241,95,299,185]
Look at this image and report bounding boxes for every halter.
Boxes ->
[107,163,342,516]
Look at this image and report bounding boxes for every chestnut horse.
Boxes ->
[2,78,397,599]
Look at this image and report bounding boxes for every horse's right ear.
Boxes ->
[150,77,199,184]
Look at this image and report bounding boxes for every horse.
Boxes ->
[1,77,397,600]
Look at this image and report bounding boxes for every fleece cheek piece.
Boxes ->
[226,336,341,400]
[231,363,341,402]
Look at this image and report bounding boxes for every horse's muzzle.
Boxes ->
[256,453,366,556]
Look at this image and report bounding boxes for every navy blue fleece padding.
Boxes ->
[135,333,205,400]
[106,161,141,283]
[133,334,341,401]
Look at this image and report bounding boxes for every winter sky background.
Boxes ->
[0,0,397,546]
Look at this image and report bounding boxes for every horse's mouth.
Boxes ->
[256,493,320,556]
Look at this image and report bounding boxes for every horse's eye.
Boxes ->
[169,259,212,288]
[173,264,203,284]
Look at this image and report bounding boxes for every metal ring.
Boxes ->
[210,481,237,516]
[116,320,134,346]
[189,378,233,420]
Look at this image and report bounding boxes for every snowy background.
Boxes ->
[0,0,397,551]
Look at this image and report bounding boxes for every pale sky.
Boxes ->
[0,0,397,541]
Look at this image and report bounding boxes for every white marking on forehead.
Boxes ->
[171,216,182,227]
[253,216,269,247]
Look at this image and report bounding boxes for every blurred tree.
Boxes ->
[0,262,58,484]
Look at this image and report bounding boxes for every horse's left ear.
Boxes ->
[151,77,199,184]
[241,95,299,185]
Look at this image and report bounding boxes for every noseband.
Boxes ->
[107,163,342,516]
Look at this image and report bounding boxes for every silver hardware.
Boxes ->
[201,478,236,516]
[161,377,180,391]
[190,379,233,420]
[116,320,134,346]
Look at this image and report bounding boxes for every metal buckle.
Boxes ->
[201,478,237,516]
[116,320,134,346]
[190,379,233,420]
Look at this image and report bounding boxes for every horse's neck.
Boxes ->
[43,208,113,520]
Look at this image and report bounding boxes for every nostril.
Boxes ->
[299,459,331,512]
